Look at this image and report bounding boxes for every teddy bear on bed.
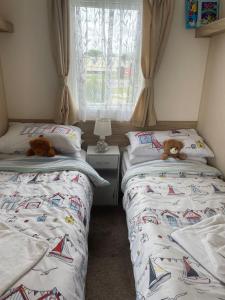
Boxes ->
[26,135,56,157]
[161,139,187,160]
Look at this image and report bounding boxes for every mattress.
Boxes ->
[0,154,106,300]
[122,160,225,300]
[121,150,131,177]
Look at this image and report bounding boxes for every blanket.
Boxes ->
[0,155,109,186]
[171,214,225,284]
[0,222,48,296]
[123,160,225,300]
[122,159,222,192]
[0,156,105,300]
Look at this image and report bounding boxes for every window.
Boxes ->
[70,0,143,121]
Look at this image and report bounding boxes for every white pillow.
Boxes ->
[0,123,83,154]
[127,146,207,165]
[126,129,214,158]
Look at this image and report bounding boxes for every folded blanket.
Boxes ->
[0,155,109,187]
[0,222,48,296]
[171,214,225,284]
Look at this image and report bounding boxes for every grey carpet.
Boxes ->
[86,205,136,300]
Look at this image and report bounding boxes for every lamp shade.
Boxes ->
[94,118,112,139]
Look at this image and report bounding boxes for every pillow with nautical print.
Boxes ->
[126,130,214,158]
[126,145,207,165]
[0,123,83,154]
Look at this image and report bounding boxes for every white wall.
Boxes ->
[0,59,8,135]
[220,0,225,17]
[0,0,209,121]
[198,32,225,175]
[155,0,209,121]
[0,0,58,120]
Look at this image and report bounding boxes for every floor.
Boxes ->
[86,204,136,300]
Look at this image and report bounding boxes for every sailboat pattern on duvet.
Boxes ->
[0,170,93,300]
[123,173,225,300]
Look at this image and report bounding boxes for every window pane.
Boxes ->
[72,0,143,121]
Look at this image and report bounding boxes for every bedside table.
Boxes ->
[87,145,120,206]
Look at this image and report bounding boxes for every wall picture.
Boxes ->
[185,0,198,29]
[185,0,219,29]
[197,0,219,27]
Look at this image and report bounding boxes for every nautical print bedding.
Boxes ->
[0,155,107,300]
[122,159,225,300]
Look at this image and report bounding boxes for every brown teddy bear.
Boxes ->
[161,139,187,160]
[27,135,56,157]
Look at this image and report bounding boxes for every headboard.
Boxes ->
[8,119,197,150]
[78,120,197,149]
[0,59,8,136]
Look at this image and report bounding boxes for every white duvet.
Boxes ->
[0,156,108,300]
[171,214,225,284]
[0,222,48,296]
[122,160,225,300]
[0,169,93,300]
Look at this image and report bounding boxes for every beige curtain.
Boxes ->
[131,0,174,127]
[49,0,78,125]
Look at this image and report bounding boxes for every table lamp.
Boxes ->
[94,118,112,152]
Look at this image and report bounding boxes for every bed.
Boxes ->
[0,151,107,299]
[122,152,225,300]
[0,80,109,298]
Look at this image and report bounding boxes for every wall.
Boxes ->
[0,59,8,136]
[198,32,225,174]
[220,0,225,17]
[0,0,209,121]
[0,0,58,120]
[155,0,209,121]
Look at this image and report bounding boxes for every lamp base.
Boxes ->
[96,139,109,153]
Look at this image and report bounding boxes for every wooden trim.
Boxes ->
[195,18,225,38]
[9,119,54,123]
[0,18,13,33]
[9,119,197,148]
[78,121,197,148]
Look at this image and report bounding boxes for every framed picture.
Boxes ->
[185,0,219,29]
[197,0,219,27]
[185,0,198,29]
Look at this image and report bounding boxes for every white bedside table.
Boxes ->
[87,145,120,206]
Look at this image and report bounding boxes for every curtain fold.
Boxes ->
[130,0,174,127]
[49,0,79,125]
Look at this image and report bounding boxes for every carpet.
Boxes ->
[86,205,136,300]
